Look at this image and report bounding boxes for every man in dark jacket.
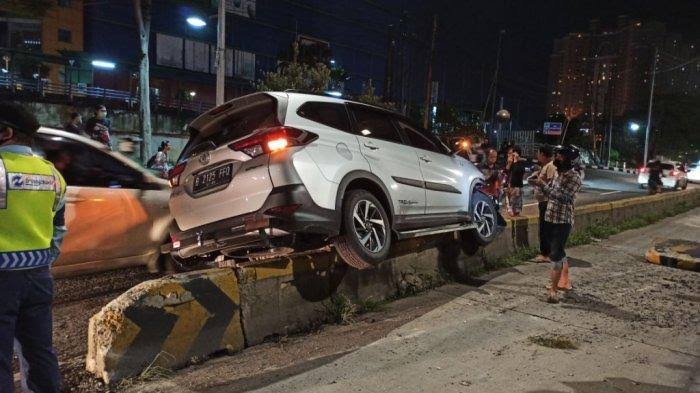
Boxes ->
[84,105,111,148]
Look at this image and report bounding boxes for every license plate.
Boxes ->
[193,164,233,193]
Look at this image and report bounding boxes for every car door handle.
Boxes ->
[363,142,379,150]
[419,156,432,163]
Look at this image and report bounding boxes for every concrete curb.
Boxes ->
[585,164,637,174]
[645,239,700,272]
[85,268,243,384]
[85,189,700,383]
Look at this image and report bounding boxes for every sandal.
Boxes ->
[545,284,574,291]
[534,255,550,263]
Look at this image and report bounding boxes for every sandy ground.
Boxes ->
[119,208,700,393]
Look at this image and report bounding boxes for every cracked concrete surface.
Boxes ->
[129,208,700,393]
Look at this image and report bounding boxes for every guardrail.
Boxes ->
[0,75,215,114]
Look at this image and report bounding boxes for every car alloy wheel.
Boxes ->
[473,200,495,239]
[351,199,387,253]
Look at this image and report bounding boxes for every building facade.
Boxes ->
[83,0,420,108]
[547,16,698,122]
[0,0,85,83]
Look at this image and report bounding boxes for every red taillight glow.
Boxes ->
[267,137,289,152]
[168,162,187,187]
[639,167,648,173]
[228,126,316,157]
[670,170,678,177]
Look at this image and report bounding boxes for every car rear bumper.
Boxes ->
[637,175,682,188]
[163,184,339,258]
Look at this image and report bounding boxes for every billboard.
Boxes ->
[543,122,563,135]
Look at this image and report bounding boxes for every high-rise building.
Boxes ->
[547,16,698,123]
[0,0,85,83]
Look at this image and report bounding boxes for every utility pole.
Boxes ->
[383,24,395,102]
[606,64,615,166]
[490,31,505,129]
[423,14,437,130]
[643,47,658,165]
[215,0,226,106]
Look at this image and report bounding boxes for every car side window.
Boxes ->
[348,104,403,144]
[297,102,351,132]
[34,135,144,189]
[395,119,441,153]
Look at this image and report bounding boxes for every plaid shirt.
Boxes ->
[542,169,581,224]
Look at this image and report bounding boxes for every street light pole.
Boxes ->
[643,47,658,165]
[215,0,226,106]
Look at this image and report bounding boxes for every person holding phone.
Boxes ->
[505,146,525,216]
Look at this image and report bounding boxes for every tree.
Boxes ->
[257,42,331,93]
[356,79,396,111]
[651,93,700,162]
[133,0,152,163]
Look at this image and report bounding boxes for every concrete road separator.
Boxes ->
[85,268,244,384]
[645,239,700,272]
[84,188,700,384]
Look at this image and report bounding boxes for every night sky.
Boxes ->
[409,0,700,128]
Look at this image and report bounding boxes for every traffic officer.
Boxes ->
[0,102,66,392]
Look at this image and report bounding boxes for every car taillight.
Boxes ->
[168,162,187,187]
[639,167,648,173]
[228,126,317,158]
[669,170,677,176]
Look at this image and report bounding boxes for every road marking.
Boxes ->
[523,203,538,207]
[600,191,622,196]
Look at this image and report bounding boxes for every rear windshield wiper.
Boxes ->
[188,141,217,158]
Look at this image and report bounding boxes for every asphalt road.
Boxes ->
[520,168,696,216]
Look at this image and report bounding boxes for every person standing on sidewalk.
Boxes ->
[529,145,581,303]
[532,145,557,262]
[0,103,67,392]
[505,146,526,216]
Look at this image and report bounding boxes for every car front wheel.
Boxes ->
[460,191,498,254]
[334,190,391,269]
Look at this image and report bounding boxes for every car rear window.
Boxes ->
[179,94,279,162]
[297,101,351,131]
[661,164,674,170]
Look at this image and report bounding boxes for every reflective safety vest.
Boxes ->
[0,150,66,270]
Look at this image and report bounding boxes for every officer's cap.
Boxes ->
[0,102,40,136]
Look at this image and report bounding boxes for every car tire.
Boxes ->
[681,181,688,190]
[461,191,498,248]
[334,190,391,269]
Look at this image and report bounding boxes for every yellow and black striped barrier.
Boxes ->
[645,239,700,272]
[86,268,244,384]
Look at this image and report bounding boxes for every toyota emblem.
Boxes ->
[198,151,211,165]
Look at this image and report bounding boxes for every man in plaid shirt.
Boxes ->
[529,145,581,303]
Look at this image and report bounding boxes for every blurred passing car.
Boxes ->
[687,162,700,183]
[637,161,688,190]
[33,128,172,277]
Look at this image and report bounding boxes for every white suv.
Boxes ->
[164,92,502,269]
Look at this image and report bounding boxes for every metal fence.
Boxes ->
[0,75,215,114]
